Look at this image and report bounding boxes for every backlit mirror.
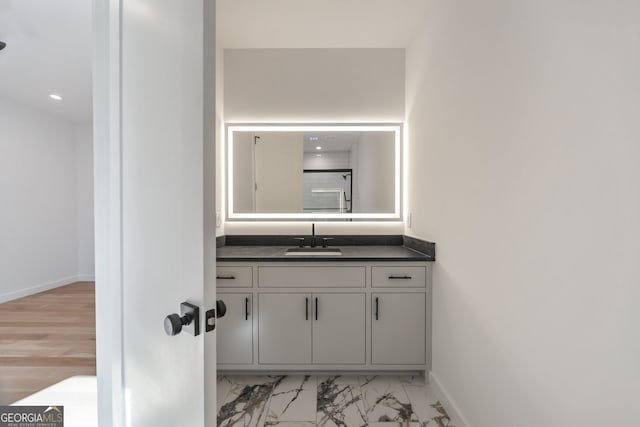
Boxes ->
[227,124,401,220]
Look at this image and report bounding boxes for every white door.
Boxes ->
[93,1,216,426]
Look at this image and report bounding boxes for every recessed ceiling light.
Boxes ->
[49,94,63,101]
[315,146,322,150]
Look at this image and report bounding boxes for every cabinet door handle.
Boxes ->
[245,297,249,320]
[305,297,309,320]
[315,297,318,321]
[388,275,412,280]
[375,297,379,320]
[216,275,236,280]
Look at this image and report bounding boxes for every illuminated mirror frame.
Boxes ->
[226,124,402,221]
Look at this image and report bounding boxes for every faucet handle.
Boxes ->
[321,237,334,248]
[293,237,306,248]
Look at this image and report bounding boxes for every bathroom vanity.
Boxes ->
[215,235,434,375]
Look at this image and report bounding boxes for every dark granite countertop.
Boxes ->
[216,235,434,262]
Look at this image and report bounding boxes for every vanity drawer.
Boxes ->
[258,266,366,288]
[216,266,253,288]
[372,266,426,288]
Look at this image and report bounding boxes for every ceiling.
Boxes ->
[0,0,428,124]
[0,0,92,123]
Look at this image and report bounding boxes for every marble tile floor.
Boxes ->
[217,374,454,427]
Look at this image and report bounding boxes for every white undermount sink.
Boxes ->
[285,247,342,256]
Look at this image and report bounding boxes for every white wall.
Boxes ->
[303,151,350,170]
[0,98,79,301]
[222,48,405,234]
[254,132,303,213]
[224,48,405,123]
[357,133,394,213]
[0,99,94,302]
[75,123,95,280]
[406,1,640,427]
[232,132,254,213]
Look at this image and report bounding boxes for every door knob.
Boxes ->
[164,302,200,336]
[216,300,227,318]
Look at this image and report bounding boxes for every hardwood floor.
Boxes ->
[0,282,96,404]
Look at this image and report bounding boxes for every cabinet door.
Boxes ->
[217,293,253,364]
[313,293,366,364]
[258,293,311,364]
[372,293,426,364]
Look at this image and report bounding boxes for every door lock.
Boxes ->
[205,300,227,333]
[164,302,200,336]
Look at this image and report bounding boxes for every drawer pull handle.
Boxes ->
[315,297,318,321]
[375,297,379,320]
[305,297,309,320]
[388,275,412,280]
[216,275,236,280]
[245,297,249,320]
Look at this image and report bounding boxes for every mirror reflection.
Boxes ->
[227,125,401,220]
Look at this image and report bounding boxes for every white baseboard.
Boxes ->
[0,276,94,304]
[76,274,96,282]
[430,371,472,427]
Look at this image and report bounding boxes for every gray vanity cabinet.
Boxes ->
[371,293,426,364]
[312,293,366,364]
[216,266,254,365]
[216,293,253,364]
[258,293,312,364]
[216,260,432,372]
[258,292,366,365]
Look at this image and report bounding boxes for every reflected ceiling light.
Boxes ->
[315,146,322,150]
[309,136,319,141]
[49,94,63,101]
